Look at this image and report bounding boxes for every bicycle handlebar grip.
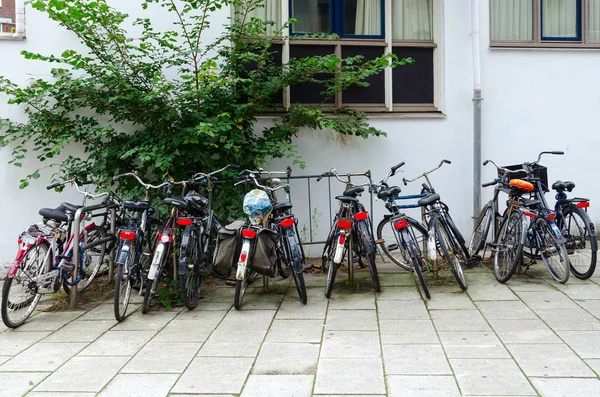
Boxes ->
[483,160,490,166]
[391,162,405,173]
[112,174,127,181]
[80,181,93,186]
[46,182,61,190]
[402,178,408,186]
[482,180,496,188]
[366,170,371,178]
[443,159,451,164]
[229,164,241,169]
[286,165,292,177]
[551,151,564,155]
[317,172,329,182]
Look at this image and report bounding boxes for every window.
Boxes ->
[0,0,24,38]
[491,0,600,47]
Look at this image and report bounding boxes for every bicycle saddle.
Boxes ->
[418,193,440,207]
[58,202,82,213]
[39,207,69,223]
[123,201,150,211]
[523,198,541,208]
[273,202,293,212]
[335,195,359,203]
[552,180,575,192]
[509,179,534,192]
[377,186,401,200]
[163,197,189,210]
[343,186,364,197]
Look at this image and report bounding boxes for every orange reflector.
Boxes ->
[338,220,352,229]
[242,229,257,239]
[547,213,556,221]
[177,218,193,226]
[394,219,408,229]
[354,212,368,221]
[338,234,346,245]
[524,212,536,218]
[280,218,295,228]
[577,201,590,209]
[119,231,136,240]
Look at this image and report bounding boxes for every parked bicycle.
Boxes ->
[234,168,307,309]
[1,180,114,328]
[317,169,379,297]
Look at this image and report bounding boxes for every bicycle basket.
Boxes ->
[500,164,549,192]
[250,228,279,277]
[184,191,209,216]
[213,220,245,277]
[243,189,273,225]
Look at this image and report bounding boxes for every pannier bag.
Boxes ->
[243,189,273,225]
[250,228,279,277]
[213,220,245,277]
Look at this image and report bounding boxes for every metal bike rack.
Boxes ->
[70,203,117,308]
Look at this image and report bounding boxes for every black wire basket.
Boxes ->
[499,164,549,192]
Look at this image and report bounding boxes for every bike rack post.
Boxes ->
[263,274,269,293]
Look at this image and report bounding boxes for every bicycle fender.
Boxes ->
[236,238,252,280]
[116,241,132,265]
[286,228,304,273]
[178,225,192,275]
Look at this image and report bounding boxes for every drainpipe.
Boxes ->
[472,0,483,226]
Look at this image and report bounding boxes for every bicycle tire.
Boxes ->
[277,229,293,279]
[493,211,524,283]
[114,258,132,322]
[409,242,431,299]
[179,225,202,310]
[324,242,338,299]
[469,204,493,257]
[142,240,170,314]
[445,212,470,261]
[355,219,380,292]
[536,218,570,284]
[234,273,248,310]
[63,225,108,295]
[376,217,426,271]
[563,205,597,279]
[1,242,49,328]
[285,229,307,303]
[435,219,468,291]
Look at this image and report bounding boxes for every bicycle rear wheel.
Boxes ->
[493,211,524,283]
[563,205,597,279]
[355,219,380,292]
[234,271,249,310]
[469,204,492,257]
[376,217,426,271]
[179,225,202,310]
[536,218,570,284]
[445,213,470,261]
[114,258,132,322]
[436,219,468,291]
[324,242,338,299]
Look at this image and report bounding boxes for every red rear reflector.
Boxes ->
[394,219,408,229]
[547,213,556,221]
[577,201,590,209]
[524,212,536,218]
[119,231,136,240]
[338,220,352,229]
[177,218,193,226]
[242,229,257,239]
[280,218,295,228]
[354,212,368,221]
[240,253,247,261]
[158,234,173,243]
[338,234,346,245]
[17,238,22,245]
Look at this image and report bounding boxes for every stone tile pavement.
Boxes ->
[2,262,600,396]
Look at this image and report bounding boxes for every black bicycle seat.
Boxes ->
[343,186,364,197]
[552,180,575,192]
[163,197,189,210]
[418,193,440,207]
[39,208,69,223]
[123,201,150,211]
[377,186,401,200]
[335,195,359,203]
[273,202,293,212]
[57,202,82,213]
[523,199,541,208]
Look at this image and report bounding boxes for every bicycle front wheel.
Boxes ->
[64,225,108,295]
[404,237,430,299]
[435,219,468,291]
[355,219,380,292]
[377,217,426,271]
[324,242,338,299]
[179,225,202,310]
[114,259,132,322]
[563,205,597,279]
[469,204,492,257]
[536,218,570,284]
[493,211,524,283]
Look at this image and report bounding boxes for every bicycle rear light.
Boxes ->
[547,213,556,221]
[338,220,352,229]
[280,218,295,228]
[242,229,257,239]
[158,234,173,243]
[338,234,346,245]
[577,201,590,209]
[119,231,136,240]
[394,219,408,229]
[354,212,368,221]
[177,218,193,226]
[524,212,536,218]
[240,253,247,261]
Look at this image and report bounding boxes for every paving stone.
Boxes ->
[327,293,376,310]
[531,377,600,397]
[466,282,518,301]
[199,329,266,357]
[430,310,491,332]
[426,293,476,310]
[376,287,421,300]
[575,299,600,319]
[172,356,254,394]
[122,342,200,373]
[460,272,498,284]
[325,309,378,331]
[0,372,49,397]
[98,373,179,397]
[555,283,600,300]
[276,298,328,320]
[488,319,563,344]
[253,342,320,375]
[314,358,385,395]
[217,309,275,330]
[584,358,600,375]
[172,309,228,325]
[79,330,156,356]
[438,331,509,359]
[151,319,213,343]
[450,358,536,396]
[200,287,236,301]
[42,319,114,343]
[507,343,595,377]
[13,311,85,332]
[476,300,538,320]
[387,375,461,397]
[535,308,600,330]
[383,344,451,375]
[111,310,178,331]
[0,356,10,366]
[0,342,86,372]
[0,331,50,355]
[379,319,439,344]
[506,278,556,291]
[321,330,381,358]
[28,393,95,397]
[234,294,284,310]
[34,356,129,392]
[516,291,580,310]
[80,304,139,320]
[265,319,324,343]
[377,299,429,320]
[196,299,234,311]
[241,374,314,397]
[557,330,600,358]
[379,272,415,286]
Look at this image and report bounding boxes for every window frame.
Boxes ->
[0,0,25,40]
[490,0,600,49]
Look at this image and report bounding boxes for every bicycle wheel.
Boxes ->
[410,245,431,299]
[234,270,249,310]
[469,204,493,257]
[63,226,108,295]
[445,212,470,261]
[493,211,524,283]
[324,242,338,299]
[142,242,170,314]
[377,217,426,271]
[114,255,133,322]
[179,225,202,310]
[563,205,597,279]
[277,233,293,279]
[536,218,570,284]
[435,219,468,291]
[285,232,307,304]
[1,243,49,328]
[355,220,380,292]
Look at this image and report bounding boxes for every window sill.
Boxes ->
[490,43,600,51]
[0,33,25,41]
[256,111,445,122]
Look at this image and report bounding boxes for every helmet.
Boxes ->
[184,191,208,216]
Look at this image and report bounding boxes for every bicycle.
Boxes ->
[1,180,113,328]
[234,168,307,309]
[317,168,379,298]
[402,160,468,291]
[111,172,165,321]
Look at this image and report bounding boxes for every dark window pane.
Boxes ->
[344,0,382,36]
[244,44,284,106]
[292,0,331,34]
[290,45,335,104]
[392,47,434,104]
[341,46,385,104]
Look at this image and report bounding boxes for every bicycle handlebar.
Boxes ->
[482,180,498,188]
[47,179,109,200]
[317,169,372,187]
[402,159,450,186]
[112,171,171,190]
